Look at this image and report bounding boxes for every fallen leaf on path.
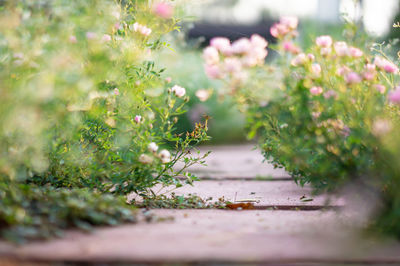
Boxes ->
[226,203,255,210]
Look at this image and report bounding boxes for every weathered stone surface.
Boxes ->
[1,209,399,264]
[175,144,289,179]
[131,180,345,207]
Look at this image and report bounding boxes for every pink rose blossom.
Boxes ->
[349,47,363,58]
[336,65,351,76]
[210,37,232,55]
[232,38,252,54]
[224,58,242,73]
[270,23,289,39]
[204,64,222,79]
[320,47,332,56]
[384,63,399,73]
[363,71,375,81]
[345,72,362,84]
[310,86,323,95]
[250,34,268,49]
[374,84,386,94]
[133,22,152,36]
[69,35,77,43]
[312,112,321,118]
[291,53,307,66]
[171,85,186,98]
[203,46,219,65]
[374,56,399,74]
[388,86,400,104]
[102,34,112,42]
[334,41,348,56]
[195,89,211,102]
[316,35,332,47]
[283,41,300,54]
[134,115,142,123]
[307,54,315,61]
[324,90,337,99]
[153,2,173,18]
[280,16,298,29]
[311,63,321,77]
[86,32,97,40]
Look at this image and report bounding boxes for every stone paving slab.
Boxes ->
[133,180,345,207]
[1,209,399,264]
[175,144,289,179]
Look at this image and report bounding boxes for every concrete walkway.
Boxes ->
[1,144,400,265]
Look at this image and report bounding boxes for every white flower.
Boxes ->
[158,149,171,163]
[171,85,186,98]
[148,142,158,153]
[139,154,153,164]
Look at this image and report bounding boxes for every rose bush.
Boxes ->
[0,0,208,241]
[203,17,400,237]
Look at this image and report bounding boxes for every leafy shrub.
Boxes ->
[202,17,400,237]
[0,0,208,241]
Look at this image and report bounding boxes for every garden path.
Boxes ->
[1,144,400,265]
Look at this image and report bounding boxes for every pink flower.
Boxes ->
[310,86,323,95]
[69,35,77,43]
[232,38,252,54]
[165,77,172,83]
[134,115,142,123]
[345,72,362,84]
[114,88,120,95]
[374,84,386,94]
[171,85,186,97]
[312,112,321,118]
[250,34,268,49]
[316,35,332,47]
[224,57,242,73]
[133,22,151,36]
[204,64,222,79]
[203,46,219,65]
[349,47,363,58]
[210,37,232,56]
[102,34,112,42]
[334,41,348,56]
[363,64,376,80]
[307,54,315,61]
[363,71,375,81]
[336,65,351,76]
[283,41,300,54]
[291,53,307,66]
[320,47,332,56]
[86,32,97,40]
[324,90,337,99]
[388,86,400,104]
[280,16,298,29]
[372,119,392,136]
[311,63,321,77]
[153,2,173,18]
[270,23,289,39]
[384,63,399,73]
[374,56,399,74]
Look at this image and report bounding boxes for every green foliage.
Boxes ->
[0,184,136,244]
[202,18,400,238]
[137,192,229,209]
[0,0,209,241]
